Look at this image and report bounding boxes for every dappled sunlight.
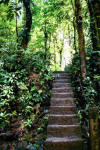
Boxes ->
[62,38,73,70]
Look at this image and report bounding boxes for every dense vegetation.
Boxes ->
[0,0,100,149]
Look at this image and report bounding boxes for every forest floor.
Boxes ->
[0,106,49,150]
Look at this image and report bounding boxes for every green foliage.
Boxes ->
[71,52,97,108]
[24,119,33,128]
[82,77,97,104]
[0,47,53,129]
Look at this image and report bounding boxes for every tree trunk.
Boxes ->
[73,17,77,51]
[15,15,18,44]
[68,25,71,46]
[86,0,98,51]
[53,36,57,70]
[71,0,77,51]
[44,21,48,58]
[54,42,57,70]
[21,0,32,49]
[15,1,19,43]
[86,0,100,73]
[92,0,100,49]
[75,0,87,79]
[59,49,62,67]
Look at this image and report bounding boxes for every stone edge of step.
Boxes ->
[45,137,83,142]
[49,106,76,108]
[47,124,80,128]
[49,114,77,117]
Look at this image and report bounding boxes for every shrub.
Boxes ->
[0,48,54,129]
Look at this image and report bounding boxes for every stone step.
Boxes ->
[54,71,67,73]
[47,125,81,138]
[45,137,83,150]
[53,83,71,88]
[55,73,70,76]
[52,93,74,98]
[55,76,70,79]
[54,79,71,83]
[51,98,75,106]
[54,72,68,75]
[54,74,70,78]
[45,71,82,150]
[49,106,77,114]
[52,87,73,93]
[48,114,79,125]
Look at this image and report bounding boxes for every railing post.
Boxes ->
[88,107,99,150]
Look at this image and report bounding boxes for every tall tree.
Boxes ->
[71,0,77,51]
[75,0,87,79]
[91,0,100,50]
[86,0,98,51]
[21,0,32,49]
[86,0,100,74]
[43,21,48,58]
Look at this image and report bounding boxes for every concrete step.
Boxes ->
[45,71,82,150]
[52,93,74,98]
[49,106,77,114]
[47,125,81,138]
[48,114,79,125]
[53,83,71,88]
[52,87,73,93]
[54,73,70,78]
[54,79,71,83]
[45,137,83,150]
[54,71,67,73]
[51,98,75,106]
[54,72,68,75]
[55,76,70,79]
[54,74,70,77]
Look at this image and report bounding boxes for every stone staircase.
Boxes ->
[44,71,83,150]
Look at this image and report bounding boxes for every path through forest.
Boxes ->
[45,71,83,150]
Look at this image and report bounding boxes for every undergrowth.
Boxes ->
[0,46,54,147]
